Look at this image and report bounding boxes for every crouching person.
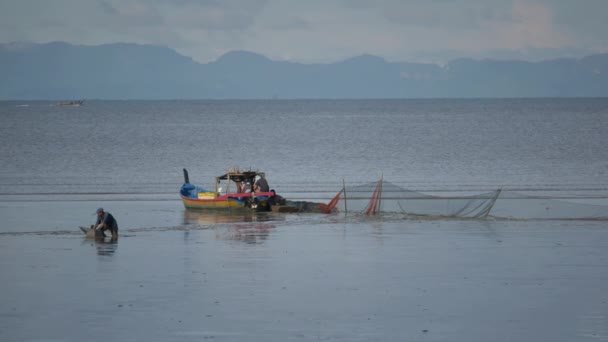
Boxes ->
[94,208,118,240]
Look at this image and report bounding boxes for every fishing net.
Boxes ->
[489,191,608,220]
[329,179,608,220]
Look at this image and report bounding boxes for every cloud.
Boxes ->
[326,0,606,61]
[0,0,606,64]
[536,0,608,48]
[98,1,165,27]
[97,0,268,30]
[158,0,268,30]
[263,16,310,30]
[382,0,513,30]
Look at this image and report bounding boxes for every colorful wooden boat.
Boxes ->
[180,169,274,211]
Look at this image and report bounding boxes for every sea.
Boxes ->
[1,98,608,341]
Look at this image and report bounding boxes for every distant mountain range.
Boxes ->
[1,42,607,99]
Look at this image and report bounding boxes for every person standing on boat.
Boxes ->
[94,208,118,240]
[253,174,269,192]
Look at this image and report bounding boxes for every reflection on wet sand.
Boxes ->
[223,224,274,244]
[182,209,283,226]
[183,209,276,244]
[83,237,118,256]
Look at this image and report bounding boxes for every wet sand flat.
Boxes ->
[1,206,608,342]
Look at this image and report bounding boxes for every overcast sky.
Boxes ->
[1,0,607,64]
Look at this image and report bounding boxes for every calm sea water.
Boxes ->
[2,98,608,197]
[1,99,608,341]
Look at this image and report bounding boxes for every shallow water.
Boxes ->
[1,99,608,341]
[1,216,608,341]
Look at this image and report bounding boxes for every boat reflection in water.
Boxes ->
[182,209,283,225]
[182,209,279,244]
[224,223,275,245]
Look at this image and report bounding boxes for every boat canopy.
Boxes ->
[214,170,266,195]
[216,171,265,183]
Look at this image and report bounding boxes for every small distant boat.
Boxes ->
[180,168,274,211]
[56,100,83,107]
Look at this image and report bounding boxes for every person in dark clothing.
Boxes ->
[94,208,118,239]
[268,189,286,206]
[253,174,269,192]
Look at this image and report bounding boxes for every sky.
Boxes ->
[1,0,607,64]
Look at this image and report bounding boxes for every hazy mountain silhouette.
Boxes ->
[1,42,607,99]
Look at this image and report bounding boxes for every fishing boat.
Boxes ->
[56,100,83,107]
[180,168,274,211]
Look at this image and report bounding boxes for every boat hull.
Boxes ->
[181,195,246,210]
[180,173,273,211]
[180,194,271,211]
